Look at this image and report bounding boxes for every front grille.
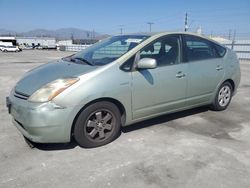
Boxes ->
[14,91,30,100]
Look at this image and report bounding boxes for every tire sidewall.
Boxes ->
[74,101,121,148]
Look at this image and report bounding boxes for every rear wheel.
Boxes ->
[211,82,233,111]
[73,101,121,148]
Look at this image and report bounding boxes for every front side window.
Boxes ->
[184,35,217,61]
[140,35,180,66]
[70,35,149,66]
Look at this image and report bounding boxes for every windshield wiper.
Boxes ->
[63,56,94,66]
[71,57,94,66]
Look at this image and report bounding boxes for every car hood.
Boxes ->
[15,60,97,96]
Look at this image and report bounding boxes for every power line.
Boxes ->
[92,9,248,35]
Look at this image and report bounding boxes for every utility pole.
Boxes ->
[147,22,154,32]
[119,25,123,35]
[231,30,236,50]
[210,31,213,38]
[228,29,232,40]
[184,12,188,32]
[92,29,95,39]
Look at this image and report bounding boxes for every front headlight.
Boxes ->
[28,77,79,102]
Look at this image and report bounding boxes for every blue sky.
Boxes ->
[0,0,249,36]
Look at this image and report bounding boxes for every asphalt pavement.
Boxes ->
[0,50,250,188]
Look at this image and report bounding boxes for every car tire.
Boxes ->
[73,101,121,148]
[210,81,233,111]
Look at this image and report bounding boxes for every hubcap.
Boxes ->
[218,85,231,107]
[85,110,114,142]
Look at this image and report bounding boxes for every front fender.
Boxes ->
[53,62,133,126]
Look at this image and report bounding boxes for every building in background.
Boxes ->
[57,40,73,46]
[16,37,56,47]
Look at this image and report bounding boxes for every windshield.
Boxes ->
[68,35,149,66]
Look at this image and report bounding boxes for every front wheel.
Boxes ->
[73,101,121,148]
[210,82,233,111]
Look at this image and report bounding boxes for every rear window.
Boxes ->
[184,35,218,61]
[214,43,226,57]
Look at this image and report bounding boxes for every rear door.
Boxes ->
[183,35,224,105]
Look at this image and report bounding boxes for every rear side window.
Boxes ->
[184,35,218,61]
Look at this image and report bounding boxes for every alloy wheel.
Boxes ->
[84,109,114,142]
[218,85,231,107]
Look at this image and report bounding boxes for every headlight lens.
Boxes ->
[28,77,79,102]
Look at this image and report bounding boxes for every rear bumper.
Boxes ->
[7,92,78,143]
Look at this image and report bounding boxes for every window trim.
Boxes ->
[119,54,136,72]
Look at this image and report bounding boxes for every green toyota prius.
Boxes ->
[6,32,241,148]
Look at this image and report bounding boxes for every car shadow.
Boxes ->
[31,139,78,151]
[122,106,209,133]
[32,106,209,151]
[139,69,154,85]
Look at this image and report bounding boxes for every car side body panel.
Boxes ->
[131,63,188,119]
[186,58,225,106]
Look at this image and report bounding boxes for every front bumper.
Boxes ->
[7,93,78,143]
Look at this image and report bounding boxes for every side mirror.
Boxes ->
[137,58,157,69]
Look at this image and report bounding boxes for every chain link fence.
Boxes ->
[209,32,250,60]
[219,40,250,60]
[60,33,250,60]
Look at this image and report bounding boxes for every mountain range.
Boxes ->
[0,28,109,40]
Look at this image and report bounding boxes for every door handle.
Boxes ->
[216,65,223,71]
[176,71,186,78]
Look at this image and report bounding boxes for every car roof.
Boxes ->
[117,31,203,37]
[117,32,224,47]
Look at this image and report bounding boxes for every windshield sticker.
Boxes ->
[125,39,143,43]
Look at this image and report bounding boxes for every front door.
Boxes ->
[132,35,188,120]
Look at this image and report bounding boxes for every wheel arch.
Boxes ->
[223,79,235,93]
[70,97,126,138]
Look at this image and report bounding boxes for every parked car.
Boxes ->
[35,45,43,50]
[22,45,33,50]
[17,46,22,51]
[42,45,57,50]
[2,46,20,52]
[6,32,241,148]
[0,45,5,51]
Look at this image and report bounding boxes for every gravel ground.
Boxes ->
[0,50,250,188]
